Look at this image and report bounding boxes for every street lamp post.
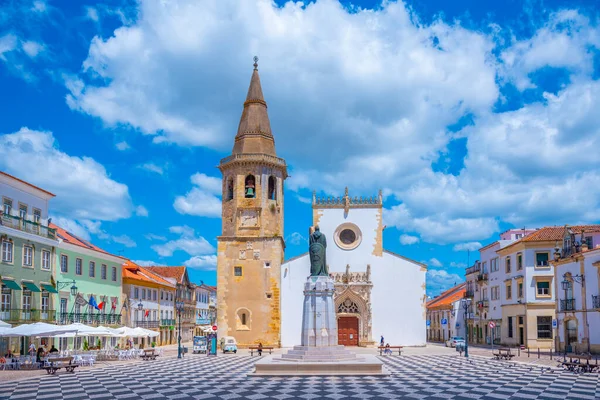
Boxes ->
[176,301,184,359]
[462,297,472,358]
[56,280,78,297]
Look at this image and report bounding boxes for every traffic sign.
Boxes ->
[489,321,496,329]
[426,320,431,329]
[212,325,217,331]
[441,318,448,325]
[552,319,557,328]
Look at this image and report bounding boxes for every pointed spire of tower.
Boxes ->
[232,56,276,156]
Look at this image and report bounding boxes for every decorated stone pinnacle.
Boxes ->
[253,56,259,70]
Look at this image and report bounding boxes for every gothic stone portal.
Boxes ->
[333,270,373,347]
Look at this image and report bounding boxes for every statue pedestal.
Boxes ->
[253,275,387,376]
[301,275,338,347]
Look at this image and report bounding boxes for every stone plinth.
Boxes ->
[301,275,337,347]
[252,275,387,376]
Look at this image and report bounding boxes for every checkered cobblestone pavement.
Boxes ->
[1,354,598,399]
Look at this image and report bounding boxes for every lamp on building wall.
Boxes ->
[561,273,584,290]
[137,301,143,311]
[56,280,78,296]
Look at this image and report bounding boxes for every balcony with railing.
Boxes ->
[592,295,600,309]
[134,320,159,329]
[477,300,489,309]
[560,299,576,311]
[56,313,121,326]
[0,214,56,240]
[477,273,488,283]
[465,289,475,298]
[466,263,481,276]
[0,309,55,323]
[160,319,176,326]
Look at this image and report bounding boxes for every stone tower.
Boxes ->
[217,58,287,347]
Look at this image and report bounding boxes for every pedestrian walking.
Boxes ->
[380,335,384,347]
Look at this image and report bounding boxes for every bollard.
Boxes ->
[518,347,520,357]
[550,348,552,360]
[527,348,530,358]
[538,348,540,359]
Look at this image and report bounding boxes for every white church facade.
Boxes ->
[217,59,427,348]
[281,189,427,347]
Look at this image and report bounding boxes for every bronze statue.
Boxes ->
[309,226,328,276]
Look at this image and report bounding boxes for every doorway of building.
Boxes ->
[566,320,577,352]
[519,327,524,346]
[338,317,359,346]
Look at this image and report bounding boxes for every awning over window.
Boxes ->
[21,281,41,292]
[1,279,21,290]
[41,284,58,293]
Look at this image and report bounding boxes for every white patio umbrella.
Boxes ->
[97,325,125,337]
[115,326,147,338]
[0,320,10,328]
[2,322,77,337]
[52,323,118,337]
[133,327,159,338]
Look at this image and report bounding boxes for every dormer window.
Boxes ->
[244,175,255,198]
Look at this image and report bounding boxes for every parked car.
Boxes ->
[220,336,238,353]
[445,336,465,348]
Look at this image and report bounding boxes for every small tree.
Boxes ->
[97,338,102,349]
[83,339,89,351]
[151,341,156,348]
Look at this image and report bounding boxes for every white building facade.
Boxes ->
[281,189,427,347]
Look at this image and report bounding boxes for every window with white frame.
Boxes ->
[60,254,68,272]
[23,245,33,267]
[2,198,12,215]
[22,290,31,311]
[75,258,82,275]
[41,292,49,313]
[41,250,50,270]
[535,252,549,267]
[2,240,13,263]
[18,204,27,220]
[536,280,551,296]
[134,287,139,299]
[33,209,41,224]
[142,288,146,300]
[490,258,498,272]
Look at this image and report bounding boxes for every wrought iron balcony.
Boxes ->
[560,299,576,311]
[0,214,56,240]
[466,264,481,275]
[56,312,121,326]
[134,320,159,329]
[0,309,55,323]
[592,295,600,309]
[465,290,475,298]
[477,273,488,283]
[477,300,489,309]
[160,319,176,326]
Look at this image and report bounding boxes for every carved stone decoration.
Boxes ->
[239,250,246,260]
[253,250,260,260]
[239,209,259,228]
[332,269,374,346]
[247,242,253,250]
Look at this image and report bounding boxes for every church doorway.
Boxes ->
[338,317,359,346]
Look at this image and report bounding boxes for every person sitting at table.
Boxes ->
[49,345,59,354]
[4,349,14,359]
[36,346,46,367]
[28,342,36,357]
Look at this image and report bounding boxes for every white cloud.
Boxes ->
[450,261,467,268]
[145,233,167,241]
[135,205,148,217]
[133,260,159,267]
[31,1,47,13]
[173,173,222,218]
[399,234,419,245]
[429,258,443,268]
[21,40,44,58]
[50,216,93,241]
[110,234,136,248]
[286,232,306,246]
[86,6,99,22]
[0,128,133,221]
[50,216,136,248]
[427,269,464,296]
[184,255,217,271]
[152,225,215,257]
[115,141,130,151]
[0,34,17,61]
[139,163,164,175]
[452,242,482,252]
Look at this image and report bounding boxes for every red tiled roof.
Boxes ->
[122,260,176,288]
[50,223,115,257]
[146,266,186,284]
[0,170,55,197]
[427,283,466,310]
[502,225,600,252]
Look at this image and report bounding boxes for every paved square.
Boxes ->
[2,354,599,399]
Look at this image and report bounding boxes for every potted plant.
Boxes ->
[83,339,89,351]
[151,341,156,348]
[97,338,102,349]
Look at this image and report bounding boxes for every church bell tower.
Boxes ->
[217,57,287,347]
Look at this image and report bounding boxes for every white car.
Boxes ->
[445,336,465,348]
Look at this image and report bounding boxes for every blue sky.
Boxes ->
[1,0,599,295]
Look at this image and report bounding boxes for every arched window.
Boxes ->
[337,298,359,314]
[236,307,251,330]
[244,175,256,198]
[241,313,246,325]
[268,176,276,200]
[226,177,234,201]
